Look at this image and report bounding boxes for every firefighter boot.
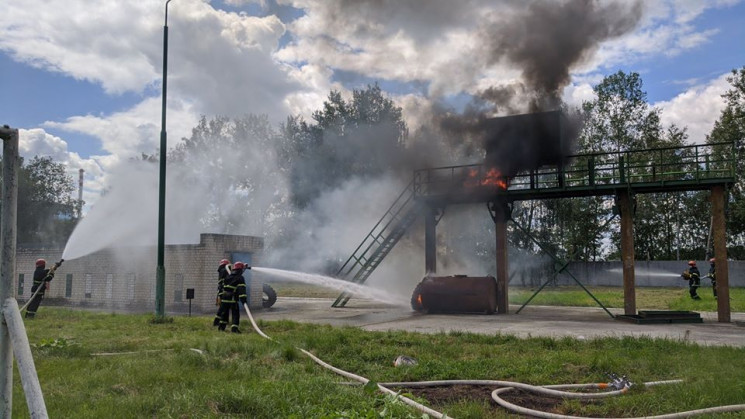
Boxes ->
[231,325,241,334]
[213,316,220,326]
[218,322,227,331]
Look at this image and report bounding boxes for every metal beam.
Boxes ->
[424,206,437,274]
[490,203,509,314]
[1,125,19,416]
[711,186,730,322]
[617,190,636,316]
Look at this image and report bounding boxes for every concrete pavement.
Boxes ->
[253,297,745,347]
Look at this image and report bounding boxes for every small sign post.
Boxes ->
[186,288,195,317]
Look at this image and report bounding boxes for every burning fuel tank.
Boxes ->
[411,275,498,314]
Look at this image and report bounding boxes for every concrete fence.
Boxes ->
[510,260,745,288]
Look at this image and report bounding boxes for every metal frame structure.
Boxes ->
[334,141,736,322]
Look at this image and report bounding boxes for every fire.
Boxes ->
[464,167,508,190]
[416,294,423,305]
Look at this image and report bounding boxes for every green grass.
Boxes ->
[509,286,745,312]
[13,308,745,418]
[271,281,745,312]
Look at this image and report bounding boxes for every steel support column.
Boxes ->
[0,125,19,417]
[424,206,437,274]
[711,186,730,322]
[494,204,509,314]
[618,190,636,315]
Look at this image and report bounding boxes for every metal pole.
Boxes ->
[618,190,636,316]
[711,186,730,322]
[1,125,19,416]
[156,0,173,319]
[3,299,48,418]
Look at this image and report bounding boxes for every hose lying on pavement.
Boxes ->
[242,303,449,418]
[378,379,745,418]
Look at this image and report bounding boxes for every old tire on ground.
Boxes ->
[262,284,277,308]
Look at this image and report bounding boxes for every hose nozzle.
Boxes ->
[607,372,633,390]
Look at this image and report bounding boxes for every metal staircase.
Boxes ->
[332,180,422,307]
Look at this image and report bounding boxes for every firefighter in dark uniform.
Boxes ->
[706,258,717,298]
[26,259,60,318]
[213,259,231,326]
[681,260,701,300]
[217,261,249,333]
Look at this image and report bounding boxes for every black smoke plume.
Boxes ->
[438,0,642,173]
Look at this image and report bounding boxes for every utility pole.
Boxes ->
[0,125,48,416]
[156,0,174,319]
[0,125,18,417]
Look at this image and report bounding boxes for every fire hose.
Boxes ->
[376,378,745,418]
[240,301,744,418]
[241,302,450,418]
[19,259,64,313]
[241,302,745,418]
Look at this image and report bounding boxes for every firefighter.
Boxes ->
[681,260,701,300]
[706,258,717,298]
[213,259,231,326]
[217,261,249,333]
[26,259,60,318]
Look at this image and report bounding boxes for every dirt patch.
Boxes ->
[401,385,597,416]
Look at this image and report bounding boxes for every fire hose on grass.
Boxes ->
[240,302,450,418]
[376,378,745,418]
[240,302,745,418]
[241,300,745,418]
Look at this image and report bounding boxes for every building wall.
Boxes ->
[16,233,265,314]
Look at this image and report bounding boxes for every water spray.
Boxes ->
[252,267,409,307]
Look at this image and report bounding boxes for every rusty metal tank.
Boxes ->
[410,275,497,314]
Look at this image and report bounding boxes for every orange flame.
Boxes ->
[417,294,423,305]
[464,167,508,190]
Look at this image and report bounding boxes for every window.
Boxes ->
[174,273,184,302]
[65,274,73,298]
[127,273,136,300]
[105,274,113,299]
[85,274,92,298]
[18,274,24,296]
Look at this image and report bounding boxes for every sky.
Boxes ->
[1,0,744,212]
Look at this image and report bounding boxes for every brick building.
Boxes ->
[16,233,264,315]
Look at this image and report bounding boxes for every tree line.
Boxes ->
[6,69,744,264]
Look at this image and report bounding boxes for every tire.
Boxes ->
[262,284,277,308]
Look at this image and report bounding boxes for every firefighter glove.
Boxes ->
[240,296,247,304]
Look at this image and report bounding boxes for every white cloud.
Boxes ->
[43,97,197,158]
[656,72,731,143]
[579,0,739,72]
[18,128,106,211]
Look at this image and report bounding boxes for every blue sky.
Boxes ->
[1,0,744,208]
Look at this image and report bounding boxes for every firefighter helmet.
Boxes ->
[219,259,230,266]
[688,260,696,266]
[710,258,715,263]
[35,259,46,267]
[233,262,246,270]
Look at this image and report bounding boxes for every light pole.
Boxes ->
[156,0,173,319]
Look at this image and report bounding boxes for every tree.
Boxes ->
[283,84,409,208]
[569,71,705,260]
[0,156,81,246]
[707,67,745,257]
[170,114,287,234]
